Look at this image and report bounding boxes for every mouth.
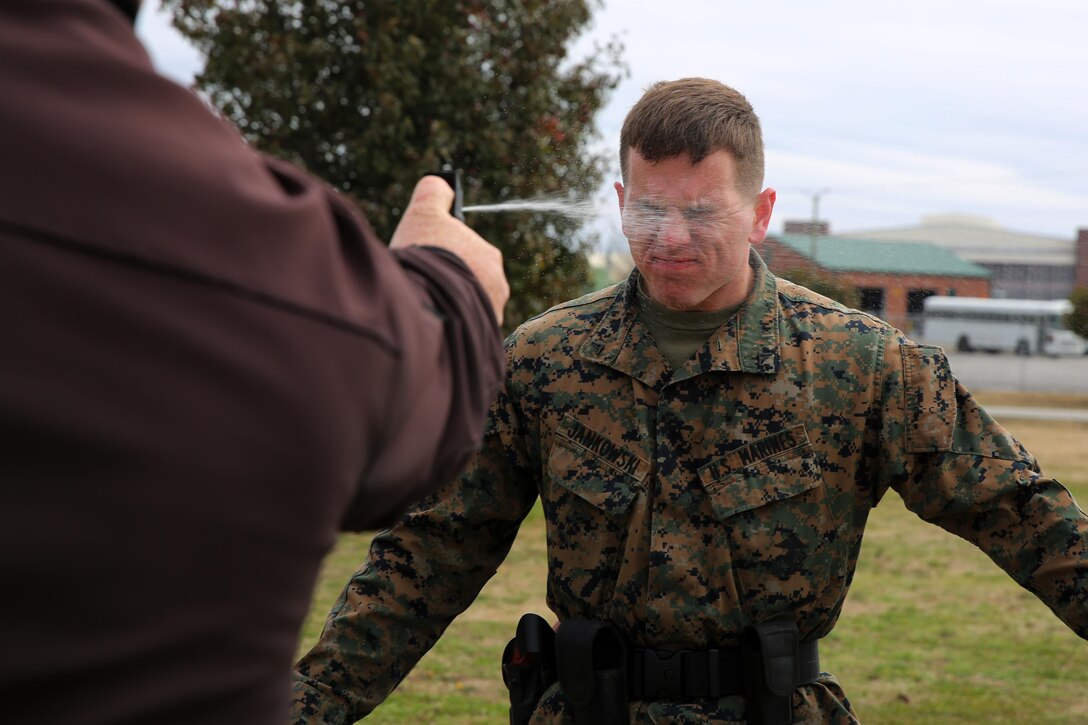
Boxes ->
[647,255,697,267]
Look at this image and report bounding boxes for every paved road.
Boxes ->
[984,406,1088,423]
[942,350,1088,395]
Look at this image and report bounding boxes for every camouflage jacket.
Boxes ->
[292,252,1087,724]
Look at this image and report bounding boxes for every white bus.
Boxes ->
[921,296,1087,356]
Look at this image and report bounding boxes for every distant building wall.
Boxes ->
[981,263,1074,300]
[782,220,830,236]
[1077,228,1088,290]
[845,272,989,332]
[839,215,1079,300]
[761,237,990,333]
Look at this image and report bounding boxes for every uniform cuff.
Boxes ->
[289,675,354,725]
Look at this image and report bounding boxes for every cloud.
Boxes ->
[136,0,1088,237]
[577,0,1088,236]
[768,146,1088,234]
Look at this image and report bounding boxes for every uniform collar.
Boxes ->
[579,249,781,389]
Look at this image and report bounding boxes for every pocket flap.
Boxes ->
[547,416,646,514]
[698,426,820,519]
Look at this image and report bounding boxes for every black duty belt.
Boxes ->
[546,617,819,725]
[627,640,821,700]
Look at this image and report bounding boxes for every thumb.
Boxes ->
[407,175,455,215]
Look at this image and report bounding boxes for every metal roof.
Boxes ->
[839,214,1075,265]
[770,234,992,277]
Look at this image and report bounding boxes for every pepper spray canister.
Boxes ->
[424,165,464,222]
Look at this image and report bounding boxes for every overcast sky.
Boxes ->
[137,0,1088,240]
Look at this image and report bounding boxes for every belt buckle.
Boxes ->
[642,649,684,699]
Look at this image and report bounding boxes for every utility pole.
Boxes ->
[808,187,830,260]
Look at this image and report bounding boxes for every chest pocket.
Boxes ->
[544,415,648,610]
[698,425,844,619]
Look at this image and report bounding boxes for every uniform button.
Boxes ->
[656,456,666,463]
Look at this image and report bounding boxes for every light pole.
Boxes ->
[808,187,830,260]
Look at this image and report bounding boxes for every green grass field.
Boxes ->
[296,402,1088,723]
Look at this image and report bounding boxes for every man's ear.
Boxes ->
[747,187,777,245]
[615,182,632,239]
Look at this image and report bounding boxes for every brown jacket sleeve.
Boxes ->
[340,241,505,531]
[253,155,505,532]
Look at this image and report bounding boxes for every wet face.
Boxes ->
[616,149,775,312]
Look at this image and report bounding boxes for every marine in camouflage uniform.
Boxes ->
[292,251,1088,723]
[291,78,1088,724]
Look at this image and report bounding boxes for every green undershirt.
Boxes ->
[636,278,740,371]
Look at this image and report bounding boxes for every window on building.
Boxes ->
[858,287,884,314]
[907,289,936,314]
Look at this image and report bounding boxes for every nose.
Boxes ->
[656,208,691,247]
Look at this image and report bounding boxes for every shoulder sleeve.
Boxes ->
[877,336,1088,638]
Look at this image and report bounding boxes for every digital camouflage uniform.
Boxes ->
[293,251,1088,724]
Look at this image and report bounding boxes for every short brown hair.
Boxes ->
[619,78,765,197]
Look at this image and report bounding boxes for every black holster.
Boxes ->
[555,619,629,725]
[741,618,800,725]
[502,613,557,725]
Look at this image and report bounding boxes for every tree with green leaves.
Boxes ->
[164,0,625,330]
[1065,286,1088,340]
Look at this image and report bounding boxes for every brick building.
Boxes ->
[840,214,1086,300]
[761,233,991,332]
[1077,228,1088,290]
